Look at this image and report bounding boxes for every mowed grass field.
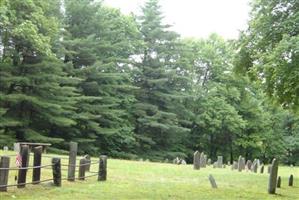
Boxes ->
[0,150,298,200]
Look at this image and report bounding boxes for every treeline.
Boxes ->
[0,0,298,164]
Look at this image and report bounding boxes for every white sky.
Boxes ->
[103,0,251,39]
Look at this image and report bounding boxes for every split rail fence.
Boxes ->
[0,142,107,192]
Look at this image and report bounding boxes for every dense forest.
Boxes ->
[0,0,298,164]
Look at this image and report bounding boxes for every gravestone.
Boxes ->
[200,152,205,167]
[208,174,217,188]
[252,162,258,173]
[241,157,246,170]
[288,175,293,186]
[3,146,8,151]
[217,156,223,168]
[238,156,243,172]
[267,165,272,174]
[233,161,238,170]
[213,162,217,168]
[268,158,278,194]
[207,158,211,165]
[251,159,257,171]
[260,165,264,174]
[204,155,207,168]
[257,159,260,167]
[246,160,252,170]
[193,151,200,170]
[181,159,187,165]
[277,176,281,188]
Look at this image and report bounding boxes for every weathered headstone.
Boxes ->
[193,151,200,170]
[288,175,293,186]
[246,160,252,171]
[268,158,278,194]
[257,159,260,168]
[241,157,246,170]
[260,165,264,174]
[217,156,223,168]
[252,162,258,173]
[79,158,87,180]
[0,156,10,192]
[204,155,207,168]
[238,156,243,172]
[200,152,205,167]
[208,174,217,188]
[267,165,272,174]
[173,157,179,164]
[213,162,217,168]
[233,161,238,170]
[277,176,281,188]
[181,159,187,165]
[3,146,8,151]
[207,158,211,165]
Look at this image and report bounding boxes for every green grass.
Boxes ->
[0,150,298,200]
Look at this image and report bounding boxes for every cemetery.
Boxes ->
[0,0,299,199]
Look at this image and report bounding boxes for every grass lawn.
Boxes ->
[0,150,298,200]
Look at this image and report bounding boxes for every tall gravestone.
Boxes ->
[246,160,252,170]
[238,156,243,172]
[203,155,207,168]
[217,156,223,168]
[252,162,258,173]
[193,151,200,170]
[200,152,205,168]
[260,165,264,174]
[241,157,246,170]
[268,158,278,194]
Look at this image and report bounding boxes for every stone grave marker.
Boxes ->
[208,174,217,188]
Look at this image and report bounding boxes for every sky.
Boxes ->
[103,0,251,39]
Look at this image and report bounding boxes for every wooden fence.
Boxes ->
[0,143,107,192]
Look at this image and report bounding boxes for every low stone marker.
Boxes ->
[3,146,8,151]
[213,162,217,168]
[208,174,217,188]
[98,155,107,181]
[260,165,264,174]
[52,158,61,187]
[233,161,238,170]
[207,158,211,165]
[268,158,278,194]
[289,175,293,186]
[181,159,187,165]
[193,151,200,170]
[277,176,281,188]
[217,156,223,168]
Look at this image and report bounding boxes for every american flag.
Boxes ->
[16,153,22,167]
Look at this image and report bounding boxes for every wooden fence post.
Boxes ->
[84,155,91,172]
[18,145,29,188]
[52,158,61,187]
[98,155,107,181]
[67,142,78,181]
[79,158,87,180]
[0,156,10,192]
[32,146,42,184]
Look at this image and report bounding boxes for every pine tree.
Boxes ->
[0,0,78,147]
[134,0,190,159]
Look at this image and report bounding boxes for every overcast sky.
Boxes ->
[103,0,251,39]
